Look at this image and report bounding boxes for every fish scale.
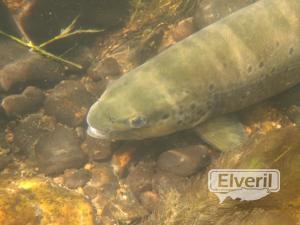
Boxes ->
[87,0,300,140]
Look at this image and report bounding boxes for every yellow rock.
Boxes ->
[0,177,94,225]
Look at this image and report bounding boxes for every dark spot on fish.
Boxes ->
[276,41,280,47]
[162,114,169,120]
[259,62,264,68]
[207,103,213,110]
[208,84,214,91]
[271,67,276,73]
[240,93,246,99]
[247,66,252,73]
[197,109,204,115]
[261,73,268,79]
[190,103,196,110]
[178,110,184,116]
[177,120,183,125]
[285,66,289,72]
[289,47,294,55]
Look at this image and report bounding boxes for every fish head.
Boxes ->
[86,69,190,140]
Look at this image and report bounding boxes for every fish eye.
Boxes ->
[129,116,147,128]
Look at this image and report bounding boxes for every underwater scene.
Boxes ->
[0,0,299,224]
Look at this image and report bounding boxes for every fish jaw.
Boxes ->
[87,125,109,139]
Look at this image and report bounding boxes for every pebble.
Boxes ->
[44,80,95,127]
[1,86,44,116]
[157,144,211,176]
[12,113,56,158]
[64,169,91,189]
[0,53,65,92]
[35,124,88,175]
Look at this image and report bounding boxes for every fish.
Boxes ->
[87,0,300,140]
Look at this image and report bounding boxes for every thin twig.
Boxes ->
[39,15,103,47]
[0,15,104,69]
[0,30,83,69]
[39,29,103,48]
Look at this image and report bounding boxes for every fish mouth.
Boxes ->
[87,126,109,139]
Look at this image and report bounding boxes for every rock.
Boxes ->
[157,145,211,176]
[0,53,66,92]
[126,160,155,196]
[44,80,95,127]
[195,114,249,152]
[81,136,112,162]
[3,0,129,44]
[0,177,95,225]
[64,169,91,189]
[12,113,56,157]
[88,57,122,81]
[194,0,257,29]
[35,124,88,175]
[1,86,44,116]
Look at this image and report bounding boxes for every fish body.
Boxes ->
[87,0,300,140]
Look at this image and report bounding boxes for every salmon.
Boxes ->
[87,0,300,140]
